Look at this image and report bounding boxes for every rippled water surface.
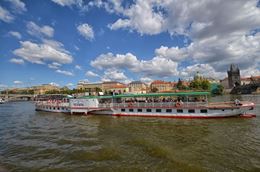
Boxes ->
[0,95,260,172]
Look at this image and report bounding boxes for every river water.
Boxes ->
[0,95,260,172]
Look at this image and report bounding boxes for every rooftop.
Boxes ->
[129,81,145,84]
[151,80,172,85]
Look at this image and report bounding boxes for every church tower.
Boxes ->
[227,64,241,88]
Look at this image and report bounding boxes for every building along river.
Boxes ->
[0,95,260,172]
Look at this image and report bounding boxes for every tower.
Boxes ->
[227,64,241,88]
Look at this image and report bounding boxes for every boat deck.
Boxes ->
[98,101,253,109]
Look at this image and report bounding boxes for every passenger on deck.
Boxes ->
[234,99,241,106]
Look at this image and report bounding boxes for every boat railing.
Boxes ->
[98,101,208,109]
[35,101,69,107]
[208,101,250,107]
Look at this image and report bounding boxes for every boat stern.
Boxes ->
[241,101,255,109]
[238,101,255,116]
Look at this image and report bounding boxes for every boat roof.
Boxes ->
[80,91,210,99]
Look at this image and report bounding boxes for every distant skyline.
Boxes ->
[1,0,260,89]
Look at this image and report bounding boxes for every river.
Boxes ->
[0,95,260,172]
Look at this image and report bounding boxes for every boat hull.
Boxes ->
[111,103,255,118]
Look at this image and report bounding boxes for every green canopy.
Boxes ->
[80,91,210,99]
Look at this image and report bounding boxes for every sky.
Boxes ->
[0,0,260,89]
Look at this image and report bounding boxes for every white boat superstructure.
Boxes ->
[35,94,70,113]
[35,101,70,113]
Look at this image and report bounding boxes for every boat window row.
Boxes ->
[120,108,208,113]
[41,106,68,111]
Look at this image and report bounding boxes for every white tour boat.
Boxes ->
[35,94,70,113]
[69,92,255,118]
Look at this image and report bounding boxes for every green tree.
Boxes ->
[190,78,210,91]
[201,79,210,90]
[95,87,102,93]
[151,87,158,93]
[190,79,200,90]
[212,84,224,95]
[176,78,187,90]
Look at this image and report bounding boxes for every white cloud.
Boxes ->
[0,84,8,88]
[102,69,128,82]
[13,80,23,84]
[8,0,27,13]
[56,69,74,76]
[88,0,124,13]
[0,6,14,23]
[241,66,260,77]
[75,65,82,70]
[49,82,59,87]
[13,40,73,64]
[74,45,79,51]
[48,62,61,69]
[140,77,153,84]
[10,58,24,64]
[51,0,83,7]
[78,79,89,84]
[160,32,260,72]
[109,19,130,30]
[108,1,165,35]
[66,82,74,87]
[133,57,179,77]
[103,0,260,76]
[77,23,94,40]
[91,52,138,70]
[91,52,179,78]
[8,31,22,39]
[179,64,225,79]
[107,0,260,37]
[155,46,189,62]
[85,70,99,77]
[27,21,54,38]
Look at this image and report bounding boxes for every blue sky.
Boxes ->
[1,0,260,89]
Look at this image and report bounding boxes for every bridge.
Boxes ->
[0,94,35,101]
[231,82,260,94]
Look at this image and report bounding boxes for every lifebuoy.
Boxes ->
[128,102,133,108]
[175,102,181,107]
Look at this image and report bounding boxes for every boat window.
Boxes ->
[177,109,183,113]
[129,109,134,112]
[138,109,142,112]
[200,109,207,113]
[53,107,56,110]
[156,109,162,112]
[222,109,225,111]
[188,109,195,113]
[57,107,60,110]
[166,109,172,113]
[62,107,64,110]
[121,109,125,112]
[146,109,152,112]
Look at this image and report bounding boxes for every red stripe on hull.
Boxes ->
[112,114,241,119]
[239,114,256,118]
